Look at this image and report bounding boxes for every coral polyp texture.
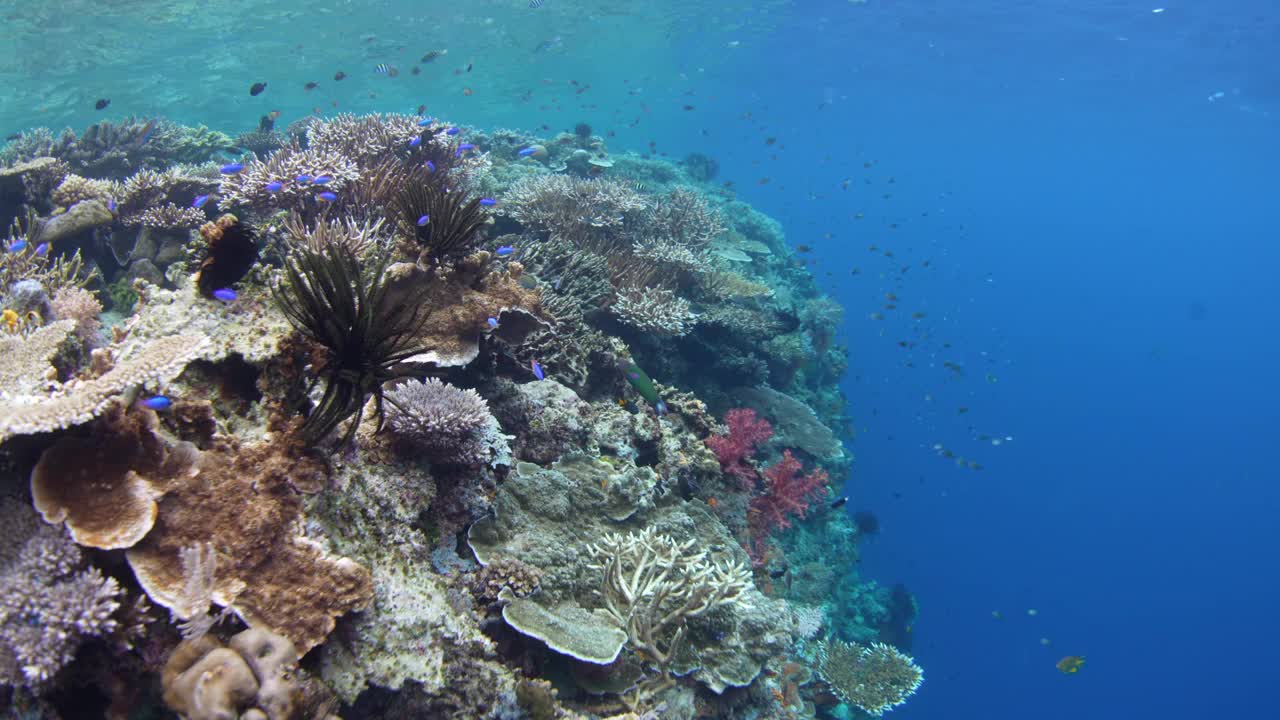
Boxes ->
[0,109,903,719]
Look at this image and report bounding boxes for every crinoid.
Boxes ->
[395,183,487,266]
[273,243,431,446]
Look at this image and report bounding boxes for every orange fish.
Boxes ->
[1056,655,1085,674]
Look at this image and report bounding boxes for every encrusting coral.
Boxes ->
[162,627,302,720]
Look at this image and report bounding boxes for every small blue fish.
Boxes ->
[141,395,172,411]
[265,181,283,192]
[107,198,117,212]
[426,160,436,172]
[416,117,433,127]
[495,245,514,256]
[35,242,48,256]
[409,136,422,148]
[8,240,27,252]
[518,147,538,157]
[487,317,499,328]
[531,359,544,381]
[192,194,210,208]
[445,127,460,136]
[479,198,498,207]
[416,214,430,226]
[212,288,237,302]
[295,174,313,184]
[317,191,338,202]
[219,163,245,174]
[312,175,332,184]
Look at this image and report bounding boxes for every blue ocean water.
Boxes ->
[4,0,1276,717]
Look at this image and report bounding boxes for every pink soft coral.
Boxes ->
[748,450,829,563]
[705,408,773,489]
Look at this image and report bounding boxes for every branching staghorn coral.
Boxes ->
[815,640,923,716]
[0,498,123,688]
[0,213,91,296]
[306,112,423,167]
[50,173,113,207]
[612,286,698,337]
[585,528,753,669]
[504,175,647,247]
[282,211,388,257]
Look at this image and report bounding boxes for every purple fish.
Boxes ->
[518,147,537,157]
[313,175,332,184]
[445,127,460,136]
[317,191,338,202]
[193,194,210,208]
[295,174,313,183]
[265,181,283,192]
[219,162,245,174]
[409,136,422,148]
[495,245,514,256]
[530,359,544,381]
[479,198,498,207]
[417,214,430,226]
[141,395,172,410]
[487,317,499,328]
[212,288,237,302]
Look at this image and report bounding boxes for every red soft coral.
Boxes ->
[748,450,829,563]
[705,408,773,489]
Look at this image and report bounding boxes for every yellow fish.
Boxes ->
[1056,655,1085,674]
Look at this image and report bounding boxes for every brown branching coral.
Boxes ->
[121,202,207,229]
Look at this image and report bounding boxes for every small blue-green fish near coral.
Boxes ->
[479,198,498,207]
[141,395,172,411]
[495,245,514,256]
[317,191,338,202]
[8,240,27,252]
[426,161,436,172]
[417,214,430,226]
[530,359,544,380]
[617,356,668,415]
[416,117,433,127]
[313,175,332,184]
[192,194,210,208]
[295,174,313,184]
[212,288,237,303]
[486,317,498,328]
[409,136,422,148]
[219,163,245,175]
[518,147,538,157]
[445,127,460,136]
[264,181,283,192]
[35,243,48,256]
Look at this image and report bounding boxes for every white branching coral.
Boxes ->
[121,202,206,229]
[217,144,359,211]
[585,528,753,667]
[816,640,923,716]
[50,173,113,207]
[282,212,388,256]
[0,498,123,687]
[632,236,713,274]
[612,287,698,337]
[504,175,648,236]
[385,378,505,466]
[307,113,423,166]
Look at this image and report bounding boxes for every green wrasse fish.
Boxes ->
[617,357,667,415]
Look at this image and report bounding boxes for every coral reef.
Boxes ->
[0,110,900,719]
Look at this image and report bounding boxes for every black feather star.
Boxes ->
[395,184,487,265]
[273,243,432,447]
[196,214,259,298]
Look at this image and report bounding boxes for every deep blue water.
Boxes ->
[690,1,1279,717]
[5,1,1276,716]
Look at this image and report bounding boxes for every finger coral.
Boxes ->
[385,377,504,466]
[0,498,123,687]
